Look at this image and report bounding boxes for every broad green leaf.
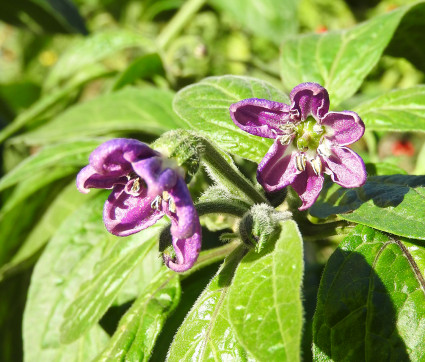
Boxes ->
[173,75,286,163]
[0,182,94,280]
[280,2,425,106]
[310,175,425,240]
[0,139,101,191]
[0,182,60,267]
[14,87,182,145]
[60,219,167,344]
[0,65,110,143]
[168,246,249,361]
[23,194,112,361]
[228,220,304,361]
[111,53,165,91]
[313,225,425,360]
[44,31,153,90]
[0,166,75,216]
[96,269,180,362]
[210,0,298,44]
[0,0,87,34]
[365,162,408,176]
[355,86,425,132]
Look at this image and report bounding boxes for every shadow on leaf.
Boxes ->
[311,175,425,218]
[313,247,410,360]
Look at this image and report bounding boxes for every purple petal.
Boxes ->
[89,138,158,176]
[76,165,127,193]
[103,184,163,236]
[167,177,198,239]
[163,221,201,273]
[230,98,290,138]
[322,146,367,188]
[291,163,324,210]
[321,111,365,145]
[132,157,178,197]
[257,141,300,192]
[290,83,329,121]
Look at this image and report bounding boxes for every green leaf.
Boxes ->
[173,75,287,163]
[0,0,87,34]
[354,86,425,132]
[14,87,182,145]
[310,175,425,240]
[228,220,304,361]
[313,225,425,360]
[60,219,167,344]
[0,139,101,191]
[0,65,110,143]
[210,0,298,44]
[44,30,154,90]
[280,2,425,106]
[168,246,249,361]
[111,53,165,91]
[23,194,112,361]
[0,182,94,280]
[96,269,180,362]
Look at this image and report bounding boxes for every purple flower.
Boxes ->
[76,138,201,272]
[230,82,367,210]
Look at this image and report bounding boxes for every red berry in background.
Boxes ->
[391,140,415,157]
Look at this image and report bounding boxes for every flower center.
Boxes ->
[294,117,324,152]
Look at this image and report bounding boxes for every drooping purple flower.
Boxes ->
[230,82,367,210]
[76,138,201,272]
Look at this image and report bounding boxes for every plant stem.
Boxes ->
[200,137,268,205]
[157,0,206,49]
[196,201,250,218]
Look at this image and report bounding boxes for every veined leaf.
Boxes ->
[0,182,95,280]
[313,225,425,360]
[23,194,112,362]
[310,175,425,240]
[14,87,182,145]
[167,246,249,361]
[227,220,304,361]
[96,269,180,362]
[280,2,425,106]
[44,30,154,90]
[173,75,286,163]
[60,219,167,344]
[355,85,425,132]
[0,139,102,191]
[0,65,110,143]
[210,0,298,44]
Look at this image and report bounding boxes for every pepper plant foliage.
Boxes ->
[2,0,425,361]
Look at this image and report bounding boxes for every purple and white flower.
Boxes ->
[76,138,201,272]
[230,82,367,210]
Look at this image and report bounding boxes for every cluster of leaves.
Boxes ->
[1,0,425,361]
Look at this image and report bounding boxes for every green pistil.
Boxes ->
[294,116,324,152]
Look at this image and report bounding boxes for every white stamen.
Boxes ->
[168,198,176,213]
[311,157,322,176]
[162,191,171,201]
[295,153,307,172]
[279,134,293,145]
[151,195,162,210]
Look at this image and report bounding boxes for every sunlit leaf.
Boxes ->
[168,246,248,361]
[96,269,180,362]
[280,2,425,106]
[310,175,425,240]
[14,87,182,145]
[173,75,286,163]
[228,220,304,361]
[60,219,166,344]
[355,86,425,132]
[23,195,112,362]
